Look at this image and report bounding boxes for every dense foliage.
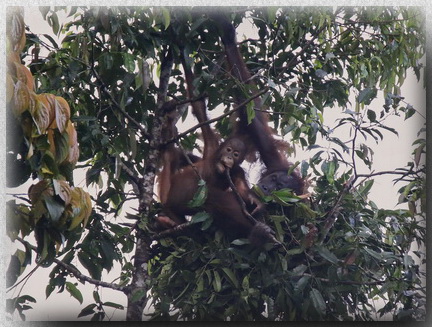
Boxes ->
[6,6,426,321]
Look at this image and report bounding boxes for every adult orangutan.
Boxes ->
[213,13,306,196]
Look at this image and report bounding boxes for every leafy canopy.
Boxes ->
[6,6,426,321]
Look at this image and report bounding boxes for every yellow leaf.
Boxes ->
[41,167,54,175]
[7,8,25,52]
[7,52,20,67]
[65,120,77,146]
[38,93,56,126]
[54,96,71,133]
[65,121,79,165]
[68,188,92,230]
[68,144,80,166]
[47,128,56,157]
[26,141,34,159]
[14,63,35,91]
[31,94,52,134]
[12,80,32,117]
[82,190,92,228]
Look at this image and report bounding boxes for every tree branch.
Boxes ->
[16,237,126,293]
[54,256,126,292]
[319,175,356,244]
[165,87,270,146]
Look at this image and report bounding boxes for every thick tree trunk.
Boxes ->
[125,229,151,320]
[125,47,174,321]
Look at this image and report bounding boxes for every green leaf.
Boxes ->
[43,33,59,49]
[130,289,146,303]
[246,101,256,125]
[222,267,239,288]
[6,250,26,288]
[357,180,374,198]
[404,104,416,120]
[103,302,124,310]
[292,264,308,275]
[188,180,207,208]
[78,304,97,318]
[324,161,336,184]
[357,87,376,105]
[65,282,83,304]
[310,288,326,315]
[316,246,339,264]
[301,160,309,178]
[93,290,100,303]
[294,275,311,294]
[213,270,222,292]
[78,252,102,280]
[39,6,50,19]
[160,7,171,30]
[45,283,55,299]
[367,109,377,122]
[122,53,135,73]
[191,211,210,224]
[286,247,304,255]
[241,275,249,289]
[53,130,69,164]
[49,12,60,35]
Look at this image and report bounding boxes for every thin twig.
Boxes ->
[224,168,257,225]
[119,161,140,186]
[356,170,412,179]
[297,273,386,286]
[152,222,194,241]
[6,262,41,293]
[176,141,202,180]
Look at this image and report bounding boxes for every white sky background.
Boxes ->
[2,4,428,322]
